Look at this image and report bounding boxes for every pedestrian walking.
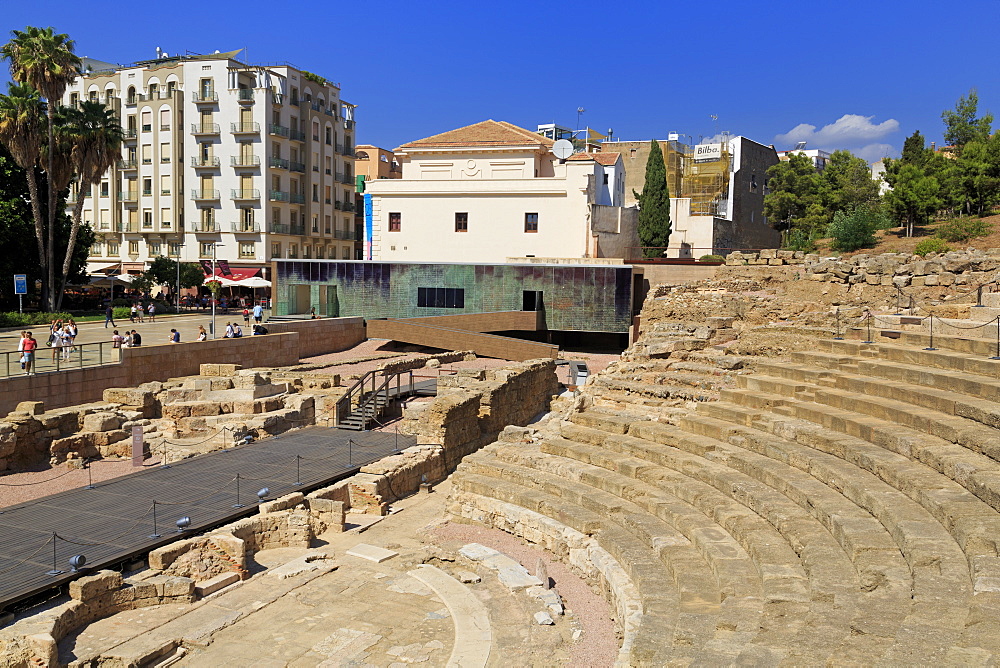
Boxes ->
[104,305,116,328]
[243,307,250,326]
[129,304,137,322]
[67,320,78,354]
[147,302,156,322]
[252,303,263,323]
[21,332,37,375]
[17,331,26,370]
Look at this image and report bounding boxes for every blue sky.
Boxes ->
[5,0,998,162]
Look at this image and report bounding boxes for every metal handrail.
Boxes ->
[334,368,413,428]
[2,340,121,379]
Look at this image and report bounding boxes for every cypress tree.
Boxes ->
[634,139,671,257]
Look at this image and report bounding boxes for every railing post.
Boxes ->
[924,315,937,351]
[863,311,873,344]
[233,473,244,508]
[894,288,901,316]
[975,285,985,308]
[47,533,63,575]
[833,308,843,340]
[149,500,161,538]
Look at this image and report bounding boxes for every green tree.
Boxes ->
[941,88,993,155]
[1,26,81,310]
[0,82,45,282]
[882,161,942,236]
[764,152,825,242]
[901,130,929,165]
[53,101,123,308]
[632,139,671,257]
[827,203,892,252]
[820,150,880,214]
[145,257,204,293]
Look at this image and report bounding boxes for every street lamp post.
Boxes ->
[211,243,225,339]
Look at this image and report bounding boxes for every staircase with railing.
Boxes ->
[334,368,416,430]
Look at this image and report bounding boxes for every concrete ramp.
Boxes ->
[366,318,557,362]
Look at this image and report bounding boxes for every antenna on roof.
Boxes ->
[576,107,585,130]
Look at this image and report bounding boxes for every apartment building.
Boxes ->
[363,120,638,263]
[63,49,357,278]
[354,144,401,260]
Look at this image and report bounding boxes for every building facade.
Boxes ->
[63,49,357,278]
[363,120,638,263]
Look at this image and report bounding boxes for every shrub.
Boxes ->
[827,205,891,252]
[783,229,817,252]
[914,237,951,256]
[0,312,73,327]
[699,254,725,262]
[936,216,993,242]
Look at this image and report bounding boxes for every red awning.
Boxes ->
[211,268,261,281]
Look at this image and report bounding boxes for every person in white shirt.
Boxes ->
[224,322,234,338]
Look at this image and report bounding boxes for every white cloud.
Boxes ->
[775,114,900,149]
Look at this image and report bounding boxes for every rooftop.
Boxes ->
[399,120,555,150]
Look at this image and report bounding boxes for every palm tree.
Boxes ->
[0,82,46,281]
[54,101,123,309]
[2,26,81,309]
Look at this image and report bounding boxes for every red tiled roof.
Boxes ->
[400,120,555,149]
[566,151,621,166]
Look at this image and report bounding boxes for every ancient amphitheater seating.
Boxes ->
[450,330,1000,665]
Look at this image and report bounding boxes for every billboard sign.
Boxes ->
[694,143,722,162]
[13,274,26,295]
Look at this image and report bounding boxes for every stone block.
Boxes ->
[939,271,956,286]
[189,402,222,417]
[149,540,195,570]
[759,249,777,259]
[911,276,926,287]
[163,404,192,419]
[767,258,784,266]
[83,412,122,432]
[923,274,939,286]
[162,576,195,598]
[69,570,123,601]
[259,492,305,515]
[195,572,240,597]
[15,401,44,415]
[103,388,153,407]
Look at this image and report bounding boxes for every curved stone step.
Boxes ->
[816,337,1000,380]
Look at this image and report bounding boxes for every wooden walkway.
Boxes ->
[0,427,414,611]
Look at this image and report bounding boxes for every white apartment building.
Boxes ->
[63,49,357,279]
[364,120,638,263]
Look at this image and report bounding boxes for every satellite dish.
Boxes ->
[552,139,573,161]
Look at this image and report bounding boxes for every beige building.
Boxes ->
[63,49,357,278]
[364,120,638,263]
[354,145,401,181]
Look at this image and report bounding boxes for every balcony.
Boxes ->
[335,143,344,153]
[191,123,221,135]
[340,174,354,185]
[237,89,254,103]
[194,221,220,233]
[270,223,291,234]
[125,97,137,106]
[231,189,260,201]
[232,221,261,233]
[191,156,221,168]
[324,108,334,117]
[268,123,289,137]
[230,121,260,135]
[290,224,305,235]
[138,91,174,101]
[268,156,289,169]
[98,223,123,233]
[342,146,354,157]
[117,191,138,202]
[118,159,137,170]
[343,201,355,213]
[334,201,341,210]
[290,193,305,204]
[333,228,354,240]
[289,129,305,142]
[123,222,138,233]
[271,93,283,105]
[161,188,171,195]
[289,160,305,173]
[310,102,323,112]
[345,119,355,130]
[192,91,218,103]
[190,189,220,200]
[268,190,290,202]
[123,129,137,140]
[231,154,260,167]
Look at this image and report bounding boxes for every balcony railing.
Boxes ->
[343,201,355,213]
[191,123,221,135]
[290,193,305,204]
[231,155,260,167]
[123,222,138,233]
[269,190,289,202]
[333,229,354,240]
[335,143,344,153]
[268,156,289,169]
[123,129,136,139]
[230,122,260,134]
[310,102,322,112]
[345,119,355,130]
[268,123,289,137]
[340,174,354,185]
[232,221,261,233]
[137,91,173,101]
[335,172,344,182]
[118,159,137,170]
[190,189,220,200]
[98,223,123,232]
[191,156,221,168]
[342,145,354,157]
[289,161,305,173]
[290,224,305,235]
[289,129,305,142]
[271,93,283,105]
[192,91,218,103]
[117,191,137,202]
[334,200,341,210]
[324,108,334,117]
[237,89,254,102]
[270,223,291,234]
[230,189,260,200]
[194,222,220,233]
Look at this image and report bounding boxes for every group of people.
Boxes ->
[110,329,143,350]
[47,319,80,361]
[129,302,157,323]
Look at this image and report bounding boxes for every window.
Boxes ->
[417,287,465,309]
[288,243,298,258]
[149,241,161,256]
[160,175,170,195]
[630,148,637,158]
[128,240,139,255]
[199,242,214,257]
[159,108,170,130]
[271,242,281,258]
[141,145,151,164]
[107,241,120,256]
[342,247,350,260]
[303,245,311,259]
[141,110,151,132]
[312,213,318,232]
[525,212,539,233]
[750,174,758,191]
[239,241,255,258]
[317,245,325,259]
[100,181,109,198]
[160,142,170,162]
[143,210,153,228]
[142,178,152,196]
[325,214,332,234]
[99,209,110,230]
[90,240,102,256]
[455,212,468,232]
[388,212,401,232]
[325,127,332,145]
[169,242,182,257]
[161,207,171,228]
[603,173,609,185]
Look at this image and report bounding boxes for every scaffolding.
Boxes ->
[681,142,731,217]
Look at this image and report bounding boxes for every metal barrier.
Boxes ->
[3,340,120,379]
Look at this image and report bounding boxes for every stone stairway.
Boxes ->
[448,329,1000,665]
